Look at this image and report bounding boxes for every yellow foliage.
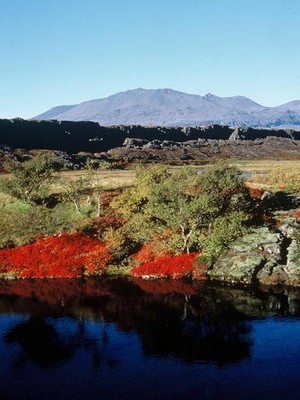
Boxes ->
[103,228,126,252]
[253,168,300,193]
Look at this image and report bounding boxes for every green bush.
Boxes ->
[200,211,250,262]
[0,201,92,248]
[112,163,253,257]
[0,154,61,206]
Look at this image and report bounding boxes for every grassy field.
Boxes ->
[1,159,299,201]
[230,159,300,173]
[65,159,300,184]
[56,169,136,190]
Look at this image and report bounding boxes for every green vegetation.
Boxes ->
[0,197,91,248]
[112,163,252,261]
[0,157,253,261]
[0,154,60,206]
[0,156,95,247]
[1,155,298,279]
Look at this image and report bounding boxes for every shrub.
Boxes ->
[200,211,250,262]
[0,154,61,206]
[112,163,251,255]
[131,252,204,280]
[0,232,111,278]
[0,202,92,248]
[248,187,265,200]
[293,210,300,220]
[133,238,173,265]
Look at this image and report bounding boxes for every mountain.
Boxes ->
[34,88,300,128]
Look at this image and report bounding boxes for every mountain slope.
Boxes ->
[34,88,300,128]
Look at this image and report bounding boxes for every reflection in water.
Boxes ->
[5,316,91,368]
[1,279,254,367]
[6,315,73,367]
[127,295,252,365]
[0,278,300,399]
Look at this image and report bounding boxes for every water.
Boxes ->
[239,172,253,178]
[198,169,254,178]
[0,278,300,399]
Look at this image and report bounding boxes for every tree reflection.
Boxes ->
[5,315,76,367]
[2,278,300,368]
[4,313,122,370]
[125,295,252,365]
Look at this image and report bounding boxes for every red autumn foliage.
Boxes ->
[133,241,172,265]
[0,232,111,278]
[92,190,124,231]
[131,252,205,280]
[133,229,176,265]
[249,187,265,200]
[293,210,300,220]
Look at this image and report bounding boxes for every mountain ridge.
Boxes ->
[34,88,300,128]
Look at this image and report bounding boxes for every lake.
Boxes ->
[0,277,300,399]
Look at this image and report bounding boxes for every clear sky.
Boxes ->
[0,0,299,118]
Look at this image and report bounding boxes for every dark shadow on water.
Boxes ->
[5,315,76,367]
[1,278,300,370]
[126,293,252,365]
[1,278,300,399]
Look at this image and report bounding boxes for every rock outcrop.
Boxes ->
[208,228,284,284]
[108,136,300,163]
[0,119,299,154]
[208,221,300,287]
[284,240,300,286]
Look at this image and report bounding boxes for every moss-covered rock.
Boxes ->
[285,240,300,286]
[208,227,283,285]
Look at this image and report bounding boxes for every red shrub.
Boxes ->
[92,190,124,231]
[249,187,265,200]
[294,210,300,220]
[131,252,204,280]
[133,241,172,265]
[133,229,175,265]
[0,232,111,278]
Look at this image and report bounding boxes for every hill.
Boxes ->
[34,88,300,129]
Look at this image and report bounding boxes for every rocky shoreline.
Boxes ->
[208,224,300,287]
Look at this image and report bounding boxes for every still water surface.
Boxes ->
[0,278,300,399]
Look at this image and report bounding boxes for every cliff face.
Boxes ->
[0,119,299,153]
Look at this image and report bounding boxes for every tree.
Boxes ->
[112,163,252,256]
[60,160,115,216]
[0,154,61,206]
[85,160,114,217]
[61,175,90,214]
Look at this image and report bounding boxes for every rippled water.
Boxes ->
[0,278,300,399]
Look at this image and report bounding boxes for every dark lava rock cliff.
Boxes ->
[0,119,300,165]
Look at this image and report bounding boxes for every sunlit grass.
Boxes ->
[54,170,136,191]
[1,159,300,196]
[230,159,300,174]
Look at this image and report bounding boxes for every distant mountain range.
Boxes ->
[34,88,300,129]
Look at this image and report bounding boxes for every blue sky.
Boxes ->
[0,0,299,118]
